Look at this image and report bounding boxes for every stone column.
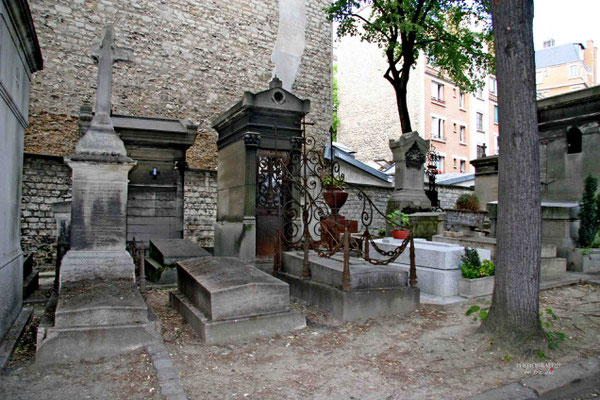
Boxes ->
[470,155,498,211]
[387,131,431,213]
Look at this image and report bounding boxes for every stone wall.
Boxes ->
[20,154,72,267]
[183,169,217,247]
[342,185,393,234]
[26,0,333,169]
[438,184,474,210]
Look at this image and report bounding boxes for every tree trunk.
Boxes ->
[481,0,544,346]
[394,78,412,133]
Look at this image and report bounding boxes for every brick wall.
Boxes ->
[26,0,332,169]
[183,169,217,247]
[20,154,72,267]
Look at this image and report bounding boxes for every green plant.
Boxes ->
[579,175,599,247]
[387,210,410,230]
[377,227,386,237]
[466,305,489,321]
[460,248,495,279]
[541,308,566,350]
[322,175,344,189]
[455,193,480,211]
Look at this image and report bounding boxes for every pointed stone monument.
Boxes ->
[37,26,158,364]
[387,132,432,213]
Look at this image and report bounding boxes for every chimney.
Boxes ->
[543,39,555,48]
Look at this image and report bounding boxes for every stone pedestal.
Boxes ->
[387,132,431,213]
[470,155,498,210]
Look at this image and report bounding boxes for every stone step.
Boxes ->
[36,323,159,365]
[282,251,408,290]
[54,280,149,328]
[542,244,558,258]
[177,257,290,321]
[541,257,567,280]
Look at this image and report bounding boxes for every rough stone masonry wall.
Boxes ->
[25,0,333,169]
[183,169,217,247]
[438,184,474,210]
[21,154,72,268]
[342,185,393,234]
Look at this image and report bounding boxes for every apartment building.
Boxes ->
[336,36,498,174]
[535,39,597,98]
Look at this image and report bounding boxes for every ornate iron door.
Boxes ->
[256,150,289,259]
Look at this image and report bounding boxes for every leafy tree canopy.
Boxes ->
[326,0,494,132]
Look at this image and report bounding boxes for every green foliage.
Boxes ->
[322,175,345,188]
[378,227,386,237]
[387,209,410,229]
[460,247,494,278]
[579,175,599,247]
[540,308,565,351]
[332,64,340,140]
[465,305,489,321]
[325,0,494,131]
[455,193,480,211]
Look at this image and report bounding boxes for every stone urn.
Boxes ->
[323,186,348,215]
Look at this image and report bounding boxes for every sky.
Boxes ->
[533,0,600,50]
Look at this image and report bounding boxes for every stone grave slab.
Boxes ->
[150,239,211,266]
[170,257,305,343]
[145,239,211,284]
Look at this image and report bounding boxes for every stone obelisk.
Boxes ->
[37,26,158,364]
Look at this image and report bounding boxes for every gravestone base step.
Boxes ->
[36,322,160,365]
[276,272,420,321]
[169,290,305,344]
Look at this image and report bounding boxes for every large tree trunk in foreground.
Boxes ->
[481,0,544,345]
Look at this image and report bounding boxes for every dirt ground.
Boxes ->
[1,282,598,400]
[146,283,600,400]
[0,302,160,400]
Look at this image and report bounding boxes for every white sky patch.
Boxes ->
[271,0,307,92]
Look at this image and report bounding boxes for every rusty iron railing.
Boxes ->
[271,122,417,291]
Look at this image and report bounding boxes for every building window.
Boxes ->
[476,87,484,99]
[431,116,445,140]
[459,92,465,109]
[431,81,444,102]
[567,127,582,154]
[489,77,497,95]
[459,125,466,142]
[460,160,466,173]
[569,65,579,78]
[476,112,484,131]
[494,105,498,124]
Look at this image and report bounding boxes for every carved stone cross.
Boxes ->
[76,26,133,157]
[91,25,132,119]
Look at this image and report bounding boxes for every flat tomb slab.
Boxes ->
[169,290,305,344]
[177,257,290,321]
[150,239,211,266]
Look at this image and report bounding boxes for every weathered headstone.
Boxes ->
[387,132,432,213]
[37,26,158,364]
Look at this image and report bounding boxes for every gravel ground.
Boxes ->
[1,282,598,400]
[146,283,600,400]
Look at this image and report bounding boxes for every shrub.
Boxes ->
[460,247,495,279]
[387,209,410,230]
[455,193,480,211]
[579,175,599,247]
